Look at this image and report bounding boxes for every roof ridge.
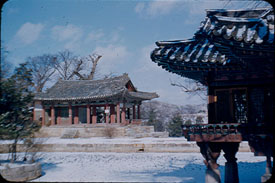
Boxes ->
[57,73,130,83]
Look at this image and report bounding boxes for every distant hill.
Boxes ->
[140,100,207,130]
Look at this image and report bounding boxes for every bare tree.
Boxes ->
[26,54,56,92]
[73,53,102,80]
[52,50,84,80]
[170,78,207,101]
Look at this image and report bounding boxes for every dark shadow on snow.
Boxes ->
[120,161,268,183]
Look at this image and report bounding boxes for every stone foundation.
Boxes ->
[34,124,169,138]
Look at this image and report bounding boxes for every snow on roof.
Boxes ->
[151,8,274,83]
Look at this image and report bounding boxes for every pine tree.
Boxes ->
[168,113,183,137]
[147,107,164,132]
[0,63,40,162]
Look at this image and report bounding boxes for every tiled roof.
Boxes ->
[35,74,158,102]
[151,8,274,81]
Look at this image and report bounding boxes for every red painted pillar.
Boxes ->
[92,106,97,124]
[41,106,45,126]
[51,105,55,125]
[116,103,120,123]
[110,105,116,124]
[121,103,126,124]
[69,104,72,125]
[87,104,91,124]
[74,106,79,124]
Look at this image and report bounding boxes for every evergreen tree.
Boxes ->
[168,113,183,137]
[185,119,192,126]
[147,107,164,132]
[0,63,40,162]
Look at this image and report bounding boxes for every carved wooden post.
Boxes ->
[223,142,239,183]
[261,156,272,182]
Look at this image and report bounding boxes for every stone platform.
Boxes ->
[34,124,169,138]
[0,138,250,153]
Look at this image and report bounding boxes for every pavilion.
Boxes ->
[33,73,158,126]
[151,8,273,183]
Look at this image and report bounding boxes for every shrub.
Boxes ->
[168,113,183,137]
[103,126,115,138]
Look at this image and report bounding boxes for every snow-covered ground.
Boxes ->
[0,152,269,182]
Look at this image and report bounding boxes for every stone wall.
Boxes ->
[33,124,168,138]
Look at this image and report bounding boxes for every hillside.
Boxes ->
[140,100,208,129]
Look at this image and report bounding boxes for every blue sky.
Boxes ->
[1,0,272,105]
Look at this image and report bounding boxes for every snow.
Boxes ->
[0,152,269,182]
[226,25,236,37]
[236,25,246,40]
[245,25,257,43]
[196,40,208,60]
[215,16,260,23]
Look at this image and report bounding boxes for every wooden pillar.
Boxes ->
[110,105,116,124]
[87,104,91,124]
[69,104,72,125]
[41,106,45,126]
[137,104,141,119]
[57,108,61,125]
[92,106,97,124]
[116,103,120,123]
[51,105,55,125]
[223,143,239,183]
[262,156,272,182]
[74,106,79,124]
[133,105,136,121]
[121,103,126,124]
